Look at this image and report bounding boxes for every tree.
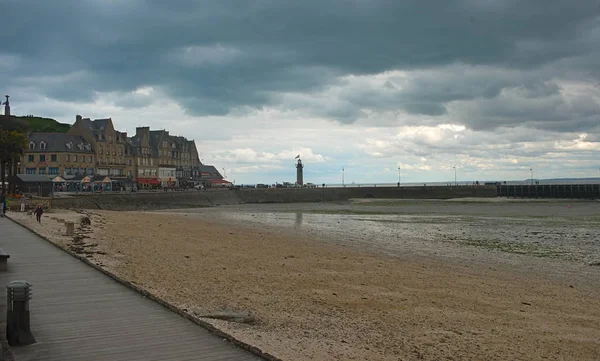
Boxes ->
[0,130,27,193]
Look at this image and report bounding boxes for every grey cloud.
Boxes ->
[2,0,600,130]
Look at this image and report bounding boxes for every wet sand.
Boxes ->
[8,199,600,361]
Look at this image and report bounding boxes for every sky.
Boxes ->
[2,0,600,184]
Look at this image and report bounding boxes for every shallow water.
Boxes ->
[217,211,600,265]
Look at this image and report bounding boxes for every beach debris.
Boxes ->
[79,216,91,226]
[198,309,255,324]
[521,302,532,306]
[588,261,600,266]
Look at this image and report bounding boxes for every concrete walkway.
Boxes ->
[0,217,263,361]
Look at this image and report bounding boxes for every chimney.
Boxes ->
[75,114,82,122]
[135,126,150,139]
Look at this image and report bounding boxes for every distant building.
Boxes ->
[68,115,135,180]
[21,133,95,177]
[12,105,222,190]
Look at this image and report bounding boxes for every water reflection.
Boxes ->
[294,212,303,228]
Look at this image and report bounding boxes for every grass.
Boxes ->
[17,115,71,133]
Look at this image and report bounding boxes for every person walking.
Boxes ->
[34,204,44,223]
[0,192,5,218]
[20,196,26,212]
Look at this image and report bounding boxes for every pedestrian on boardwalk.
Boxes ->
[34,204,44,223]
[0,192,4,218]
[20,196,26,212]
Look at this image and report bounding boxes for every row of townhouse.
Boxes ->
[19,115,224,187]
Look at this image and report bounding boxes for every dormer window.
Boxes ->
[77,143,83,150]
[40,141,47,150]
[84,143,91,151]
[109,135,113,143]
[29,141,35,150]
[66,142,73,150]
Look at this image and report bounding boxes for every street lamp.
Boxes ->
[342,167,345,187]
[530,167,533,186]
[398,166,401,187]
[453,166,457,186]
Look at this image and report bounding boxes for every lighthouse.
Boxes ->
[295,156,304,186]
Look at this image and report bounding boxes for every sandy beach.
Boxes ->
[8,201,600,361]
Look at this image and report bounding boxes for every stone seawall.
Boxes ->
[235,186,497,203]
[51,190,242,210]
[50,186,497,210]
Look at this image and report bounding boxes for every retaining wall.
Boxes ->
[235,186,497,203]
[51,190,242,210]
[49,186,497,210]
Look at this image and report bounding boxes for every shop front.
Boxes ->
[136,178,161,189]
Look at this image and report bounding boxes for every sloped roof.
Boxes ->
[27,133,93,153]
[14,174,53,183]
[199,165,223,179]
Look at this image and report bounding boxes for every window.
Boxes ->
[127,159,132,165]
[28,155,34,162]
[64,167,72,175]
[99,146,103,154]
[39,155,46,162]
[40,141,46,150]
[29,142,35,150]
[66,154,70,161]
[26,168,36,174]
[51,154,57,162]
[108,135,113,143]
[38,167,46,175]
[87,168,94,175]
[88,156,92,163]
[74,155,78,162]
[49,167,59,175]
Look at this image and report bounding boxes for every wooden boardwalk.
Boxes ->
[0,217,263,361]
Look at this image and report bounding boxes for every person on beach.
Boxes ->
[0,192,5,218]
[20,196,26,212]
[34,204,43,223]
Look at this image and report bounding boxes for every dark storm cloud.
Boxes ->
[2,0,599,129]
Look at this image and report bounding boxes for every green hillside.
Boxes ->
[17,115,71,133]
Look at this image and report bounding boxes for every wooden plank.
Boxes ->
[0,217,263,361]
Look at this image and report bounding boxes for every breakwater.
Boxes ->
[48,186,496,210]
[235,185,496,203]
[498,184,600,199]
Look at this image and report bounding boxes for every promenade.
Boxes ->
[0,217,263,361]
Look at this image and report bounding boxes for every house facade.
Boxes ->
[18,114,214,189]
[21,133,95,177]
[68,115,135,180]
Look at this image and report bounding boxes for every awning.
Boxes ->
[137,178,161,185]
[52,176,66,182]
[81,176,92,183]
[102,177,111,183]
